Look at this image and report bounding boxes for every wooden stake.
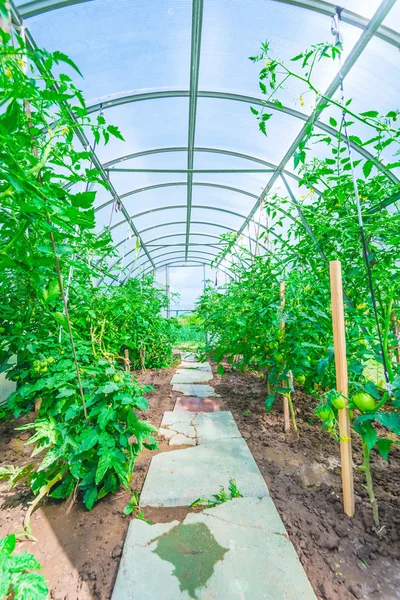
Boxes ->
[124,348,130,372]
[330,260,355,518]
[280,281,290,433]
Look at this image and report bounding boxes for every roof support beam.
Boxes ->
[87,92,397,185]
[107,168,274,174]
[217,0,398,266]
[186,0,204,260]
[138,258,234,280]
[127,249,234,279]
[18,0,400,49]
[9,1,156,270]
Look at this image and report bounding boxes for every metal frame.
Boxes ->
[12,0,400,279]
[86,92,396,185]
[216,0,398,265]
[17,0,400,49]
[125,250,236,280]
[139,259,234,280]
[186,0,204,259]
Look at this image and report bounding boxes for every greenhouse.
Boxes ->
[1,0,400,598]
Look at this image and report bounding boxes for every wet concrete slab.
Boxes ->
[174,396,221,412]
[171,383,218,397]
[179,361,212,371]
[159,412,241,446]
[170,370,213,385]
[112,497,317,599]
[140,438,269,507]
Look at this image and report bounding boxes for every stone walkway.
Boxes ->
[112,353,316,600]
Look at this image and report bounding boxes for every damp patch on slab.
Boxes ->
[153,522,228,599]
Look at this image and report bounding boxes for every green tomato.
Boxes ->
[41,366,48,373]
[315,405,334,422]
[273,352,284,364]
[295,374,306,386]
[332,394,346,410]
[113,374,122,383]
[352,392,375,413]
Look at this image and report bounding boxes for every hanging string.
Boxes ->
[331,8,392,395]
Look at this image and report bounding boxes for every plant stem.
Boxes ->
[287,393,298,436]
[362,441,379,528]
[24,466,69,535]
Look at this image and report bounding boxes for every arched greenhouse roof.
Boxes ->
[10,0,400,284]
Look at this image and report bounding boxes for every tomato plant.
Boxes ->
[197,38,400,527]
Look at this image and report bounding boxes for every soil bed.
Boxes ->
[0,365,178,600]
[212,364,400,600]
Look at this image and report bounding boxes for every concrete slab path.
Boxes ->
[112,352,317,599]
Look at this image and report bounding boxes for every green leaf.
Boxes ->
[71,191,96,209]
[8,551,41,572]
[101,382,118,394]
[12,570,49,599]
[95,453,112,484]
[361,421,377,451]
[52,312,69,329]
[364,381,380,400]
[362,160,374,178]
[0,534,16,555]
[329,116,337,127]
[376,438,392,461]
[217,364,225,376]
[250,106,259,116]
[107,125,125,141]
[374,412,400,435]
[78,429,99,453]
[83,486,98,510]
[360,110,379,118]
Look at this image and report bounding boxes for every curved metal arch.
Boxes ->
[127,249,236,279]
[98,181,262,214]
[18,0,400,49]
[139,258,234,280]
[108,202,295,249]
[117,220,279,252]
[109,221,271,277]
[86,90,399,185]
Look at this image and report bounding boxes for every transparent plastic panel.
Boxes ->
[190,206,243,231]
[195,97,304,165]
[26,0,192,101]
[191,184,256,218]
[317,35,400,180]
[107,151,188,196]
[382,2,400,32]
[94,98,189,164]
[192,150,271,198]
[199,0,360,113]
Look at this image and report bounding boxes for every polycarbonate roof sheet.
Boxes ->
[25,0,192,101]
[12,0,400,280]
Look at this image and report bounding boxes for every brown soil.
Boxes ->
[2,359,400,600]
[0,365,179,600]
[212,364,400,600]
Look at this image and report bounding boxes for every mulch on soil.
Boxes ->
[0,365,179,600]
[212,364,400,600]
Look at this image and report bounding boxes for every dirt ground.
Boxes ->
[212,364,400,600]
[0,365,179,600]
[1,360,400,600]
